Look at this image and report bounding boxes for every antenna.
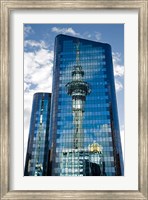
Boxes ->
[76,42,80,66]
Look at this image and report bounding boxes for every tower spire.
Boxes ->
[76,42,80,66]
[66,42,91,149]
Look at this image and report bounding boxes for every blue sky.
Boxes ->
[24,24,124,160]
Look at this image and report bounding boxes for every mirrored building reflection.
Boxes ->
[50,34,124,176]
[24,93,51,176]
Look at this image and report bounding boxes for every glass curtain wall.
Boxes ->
[24,93,51,176]
[50,34,124,176]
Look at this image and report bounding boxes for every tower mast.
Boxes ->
[66,42,91,149]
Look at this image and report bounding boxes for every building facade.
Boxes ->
[50,34,124,176]
[24,92,51,176]
[60,144,106,176]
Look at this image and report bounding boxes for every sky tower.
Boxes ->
[66,42,91,149]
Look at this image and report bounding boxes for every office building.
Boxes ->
[24,92,51,176]
[50,34,124,176]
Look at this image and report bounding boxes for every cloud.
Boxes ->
[95,32,102,41]
[82,31,102,41]
[83,32,92,39]
[24,48,53,99]
[51,27,80,36]
[24,25,34,38]
[115,79,123,92]
[112,52,124,93]
[113,52,124,77]
[51,27,101,42]
[114,65,124,77]
[24,40,47,49]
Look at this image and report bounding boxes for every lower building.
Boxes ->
[24,93,51,176]
[60,143,106,176]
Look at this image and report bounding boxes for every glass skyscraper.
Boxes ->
[50,34,124,176]
[24,92,51,176]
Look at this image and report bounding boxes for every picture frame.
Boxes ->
[0,0,147,199]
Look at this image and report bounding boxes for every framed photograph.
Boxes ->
[0,0,147,199]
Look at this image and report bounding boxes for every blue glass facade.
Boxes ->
[50,34,124,176]
[24,93,51,176]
